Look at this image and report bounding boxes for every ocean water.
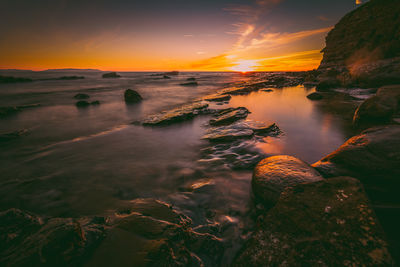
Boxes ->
[0,70,353,263]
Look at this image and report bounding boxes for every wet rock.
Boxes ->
[0,209,105,267]
[204,94,232,102]
[353,85,400,126]
[234,177,394,266]
[187,77,196,81]
[124,89,143,104]
[74,93,90,99]
[76,100,90,107]
[102,72,121,78]
[88,198,223,267]
[203,126,254,143]
[0,106,19,117]
[163,75,171,79]
[90,100,100,105]
[209,107,250,126]
[316,78,341,91]
[180,81,198,86]
[252,155,323,205]
[307,92,324,100]
[312,125,400,203]
[142,101,209,126]
[261,88,273,92]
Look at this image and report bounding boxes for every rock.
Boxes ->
[312,125,400,203]
[0,106,19,117]
[74,93,90,99]
[204,94,232,102]
[164,71,179,76]
[163,75,171,79]
[234,177,394,266]
[124,89,142,104]
[261,88,273,92]
[180,81,198,86]
[353,85,400,126]
[318,0,400,88]
[307,92,324,100]
[316,78,341,91]
[209,107,250,126]
[0,75,33,83]
[187,77,196,81]
[252,155,323,205]
[102,72,121,78]
[0,209,105,267]
[141,101,209,126]
[76,100,90,107]
[87,198,223,267]
[91,100,100,105]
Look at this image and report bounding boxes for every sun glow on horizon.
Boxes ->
[230,59,259,73]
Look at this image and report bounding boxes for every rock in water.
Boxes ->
[0,209,105,266]
[180,81,198,86]
[141,101,208,126]
[234,177,394,266]
[312,125,400,203]
[252,155,323,205]
[74,93,90,99]
[306,92,324,100]
[187,77,196,81]
[353,85,400,126]
[124,89,142,104]
[209,107,250,126]
[102,72,121,78]
[76,100,90,107]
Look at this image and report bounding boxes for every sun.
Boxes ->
[231,59,259,73]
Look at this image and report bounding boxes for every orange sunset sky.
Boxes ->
[0,0,361,72]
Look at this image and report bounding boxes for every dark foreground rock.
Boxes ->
[252,155,323,205]
[353,85,400,126]
[0,209,105,267]
[102,72,121,78]
[124,89,142,104]
[141,101,209,126]
[312,125,400,203]
[234,177,394,266]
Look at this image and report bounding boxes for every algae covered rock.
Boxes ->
[209,107,250,126]
[234,177,393,266]
[252,155,323,205]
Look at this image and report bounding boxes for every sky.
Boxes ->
[0,0,361,71]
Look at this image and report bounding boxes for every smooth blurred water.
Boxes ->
[0,70,353,263]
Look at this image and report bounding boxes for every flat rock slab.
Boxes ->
[209,107,250,126]
[141,101,209,126]
[234,177,394,266]
[252,155,323,205]
[204,94,231,102]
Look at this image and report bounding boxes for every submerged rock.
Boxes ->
[74,93,90,99]
[124,89,143,104]
[180,81,198,86]
[102,72,121,78]
[209,107,250,126]
[0,106,19,117]
[306,92,324,100]
[0,129,29,142]
[0,75,33,83]
[204,94,231,102]
[187,77,196,81]
[163,75,171,79]
[252,155,323,205]
[142,101,209,126]
[353,85,400,126]
[234,177,394,266]
[312,125,400,203]
[91,100,100,105]
[76,100,90,107]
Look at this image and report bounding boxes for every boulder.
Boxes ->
[102,72,121,78]
[76,100,90,107]
[209,107,250,126]
[234,177,394,266]
[306,92,324,100]
[124,89,143,104]
[353,85,400,126]
[74,93,90,99]
[187,77,196,81]
[312,125,400,202]
[252,155,323,205]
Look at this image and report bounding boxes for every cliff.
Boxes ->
[318,0,400,88]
